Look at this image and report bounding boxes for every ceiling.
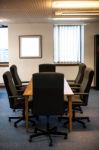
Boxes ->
[0,0,99,25]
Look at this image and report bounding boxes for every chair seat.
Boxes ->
[64,95,83,105]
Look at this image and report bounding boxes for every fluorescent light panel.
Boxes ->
[55,11,99,16]
[52,1,99,9]
[52,17,92,21]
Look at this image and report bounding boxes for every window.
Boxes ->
[0,27,8,63]
[54,25,84,64]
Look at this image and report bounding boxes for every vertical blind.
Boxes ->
[54,25,84,63]
[0,27,8,63]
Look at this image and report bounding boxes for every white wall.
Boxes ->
[1,22,99,84]
[0,67,9,83]
[8,23,54,81]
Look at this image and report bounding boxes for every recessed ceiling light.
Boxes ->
[52,17,92,21]
[55,11,99,16]
[0,19,3,22]
[52,1,99,9]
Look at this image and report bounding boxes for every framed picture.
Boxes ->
[19,35,42,58]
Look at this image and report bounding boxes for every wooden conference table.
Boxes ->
[23,79,74,131]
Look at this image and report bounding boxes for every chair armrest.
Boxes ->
[16,84,27,88]
[69,83,81,87]
[9,95,24,107]
[67,80,75,82]
[17,89,24,92]
[22,81,29,84]
[9,95,24,99]
[74,92,88,96]
[71,86,80,89]
[71,86,80,92]
[16,84,23,87]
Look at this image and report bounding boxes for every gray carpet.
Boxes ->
[0,88,99,150]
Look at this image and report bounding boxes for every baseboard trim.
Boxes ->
[0,83,5,87]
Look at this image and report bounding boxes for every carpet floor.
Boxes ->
[0,88,99,150]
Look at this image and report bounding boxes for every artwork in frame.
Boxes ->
[19,35,42,58]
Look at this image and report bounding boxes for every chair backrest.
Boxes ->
[3,71,18,109]
[80,67,94,105]
[10,65,22,87]
[75,63,86,84]
[32,72,64,115]
[39,64,56,72]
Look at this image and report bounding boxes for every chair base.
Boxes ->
[29,116,67,146]
[59,116,90,129]
[74,106,83,114]
[29,126,67,146]
[9,116,35,128]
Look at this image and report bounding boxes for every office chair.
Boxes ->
[67,63,86,114]
[3,71,34,128]
[68,63,86,87]
[63,67,94,128]
[10,64,28,93]
[29,72,67,146]
[39,63,56,72]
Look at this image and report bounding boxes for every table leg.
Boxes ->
[68,95,72,131]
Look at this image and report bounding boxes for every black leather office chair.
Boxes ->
[29,72,67,146]
[63,67,94,128]
[68,63,86,87]
[67,63,86,114]
[39,63,56,72]
[10,64,28,93]
[3,71,34,128]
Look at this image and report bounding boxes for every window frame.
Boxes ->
[0,26,8,65]
[53,24,84,65]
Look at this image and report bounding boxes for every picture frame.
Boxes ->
[19,35,42,58]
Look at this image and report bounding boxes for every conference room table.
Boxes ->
[23,79,74,131]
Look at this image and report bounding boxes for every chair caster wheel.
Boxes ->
[34,131,37,133]
[83,125,86,128]
[14,124,17,128]
[64,134,67,139]
[63,122,68,128]
[9,118,11,122]
[49,142,53,147]
[58,118,61,122]
[34,129,37,133]
[29,138,32,142]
